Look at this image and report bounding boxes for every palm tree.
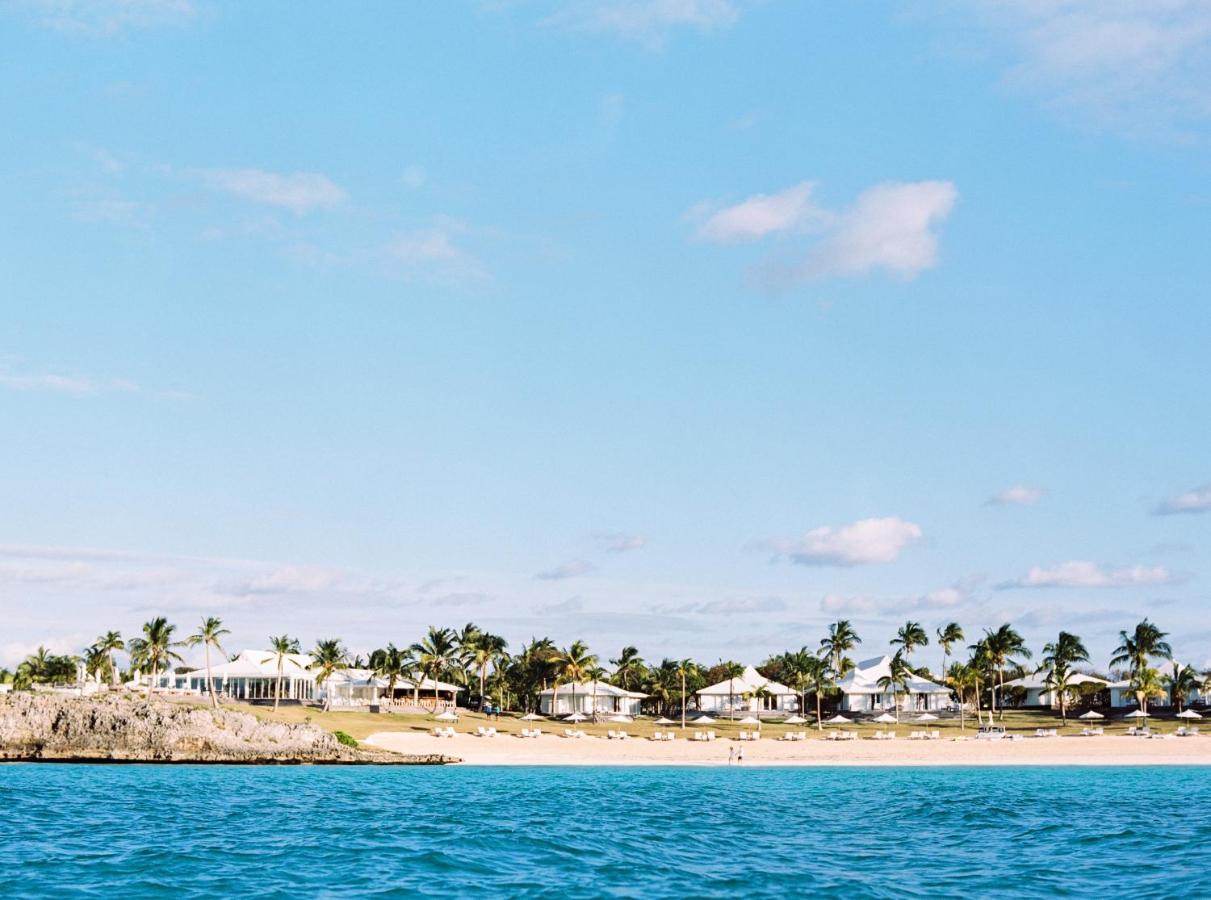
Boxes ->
[412,627,458,710]
[134,617,182,702]
[1040,631,1090,672]
[936,622,963,687]
[1110,619,1172,680]
[610,646,646,691]
[820,620,861,675]
[891,621,929,659]
[1040,664,1078,725]
[876,652,914,723]
[186,617,229,709]
[94,631,125,688]
[369,643,413,708]
[1166,663,1201,712]
[673,659,700,729]
[947,661,979,730]
[586,664,607,716]
[718,660,745,722]
[981,624,1032,720]
[1131,666,1166,715]
[463,632,508,711]
[268,635,301,710]
[552,640,597,718]
[310,639,347,711]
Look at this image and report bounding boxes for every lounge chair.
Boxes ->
[444,727,455,738]
[432,727,445,737]
[737,731,748,742]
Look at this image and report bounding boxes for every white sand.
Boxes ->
[366,730,1211,766]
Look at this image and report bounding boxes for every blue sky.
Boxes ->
[3,0,1211,672]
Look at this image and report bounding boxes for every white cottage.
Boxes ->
[322,668,463,709]
[1000,672,1110,708]
[169,649,319,702]
[538,680,647,716]
[836,656,951,712]
[696,666,798,715]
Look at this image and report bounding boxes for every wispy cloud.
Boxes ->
[986,484,1045,506]
[544,0,739,47]
[820,576,981,616]
[535,559,596,581]
[17,0,196,36]
[997,560,1177,590]
[1154,484,1211,515]
[188,168,347,216]
[758,516,923,567]
[0,361,188,400]
[592,532,647,553]
[386,218,487,284]
[663,596,786,615]
[692,180,957,287]
[960,1,1211,140]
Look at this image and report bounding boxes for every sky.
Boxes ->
[3,0,1211,673]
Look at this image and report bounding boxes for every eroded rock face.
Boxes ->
[0,694,452,764]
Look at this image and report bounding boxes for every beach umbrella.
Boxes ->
[520,712,541,721]
[565,712,587,722]
[693,715,717,725]
[1177,709,1202,719]
[782,714,807,725]
[1078,710,1104,720]
[653,717,674,725]
[823,714,852,725]
[738,715,760,724]
[914,713,939,722]
[434,710,458,722]
[1123,709,1149,719]
[607,714,633,723]
[872,712,898,724]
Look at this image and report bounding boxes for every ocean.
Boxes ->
[1,764,1205,897]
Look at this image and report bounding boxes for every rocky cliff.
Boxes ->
[0,693,455,764]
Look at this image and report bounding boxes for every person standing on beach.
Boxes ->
[728,746,735,765]
[737,745,745,764]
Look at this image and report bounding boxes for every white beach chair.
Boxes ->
[444,727,455,738]
[563,728,576,738]
[432,727,444,737]
[486,727,497,738]
[737,731,748,742]
[929,730,941,740]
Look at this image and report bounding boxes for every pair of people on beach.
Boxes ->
[728,746,744,765]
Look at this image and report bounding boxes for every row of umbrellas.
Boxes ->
[435,708,1204,723]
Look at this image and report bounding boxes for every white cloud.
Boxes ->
[592,532,647,553]
[535,559,596,581]
[534,596,585,615]
[692,180,957,286]
[964,1,1211,139]
[545,0,739,46]
[20,0,195,35]
[762,516,923,567]
[987,484,1045,506]
[0,372,98,394]
[820,576,979,616]
[666,596,786,615]
[692,181,824,243]
[997,560,1177,589]
[1154,484,1211,515]
[226,565,347,596]
[386,220,486,284]
[190,168,347,215]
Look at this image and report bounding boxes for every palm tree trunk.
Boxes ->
[110,652,119,688]
[680,673,686,729]
[479,664,487,711]
[274,659,283,711]
[816,692,823,731]
[205,643,217,709]
[729,677,735,722]
[146,663,157,701]
[551,682,560,718]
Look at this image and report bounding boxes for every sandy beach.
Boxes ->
[365,730,1211,766]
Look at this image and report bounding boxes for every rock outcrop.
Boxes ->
[0,693,455,764]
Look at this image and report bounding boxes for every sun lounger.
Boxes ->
[432,727,445,737]
[443,727,455,738]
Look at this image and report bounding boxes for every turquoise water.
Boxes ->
[1,765,1206,898]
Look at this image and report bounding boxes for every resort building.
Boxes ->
[836,656,951,712]
[321,669,463,710]
[1000,672,1110,708]
[695,666,798,715]
[538,680,647,716]
[172,649,319,702]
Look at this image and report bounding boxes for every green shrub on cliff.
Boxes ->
[333,730,358,748]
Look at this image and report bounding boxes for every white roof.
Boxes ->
[538,680,647,699]
[1002,672,1109,690]
[835,656,949,696]
[329,668,464,692]
[697,665,795,697]
[183,649,313,680]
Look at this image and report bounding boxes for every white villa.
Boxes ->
[1107,661,1203,709]
[696,665,798,715]
[539,680,647,716]
[836,656,951,712]
[322,669,463,710]
[1000,672,1110,708]
[155,649,319,702]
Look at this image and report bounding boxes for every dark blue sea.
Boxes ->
[1,764,1205,897]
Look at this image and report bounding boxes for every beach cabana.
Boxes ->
[836,656,950,712]
[695,666,798,715]
[538,680,647,716]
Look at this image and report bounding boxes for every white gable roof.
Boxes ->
[1002,672,1109,690]
[835,655,949,696]
[539,680,647,699]
[697,665,795,697]
[184,649,313,680]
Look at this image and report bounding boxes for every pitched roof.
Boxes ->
[697,665,794,697]
[538,680,647,698]
[835,655,949,695]
[1002,672,1109,690]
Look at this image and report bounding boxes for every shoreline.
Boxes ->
[365,730,1211,767]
